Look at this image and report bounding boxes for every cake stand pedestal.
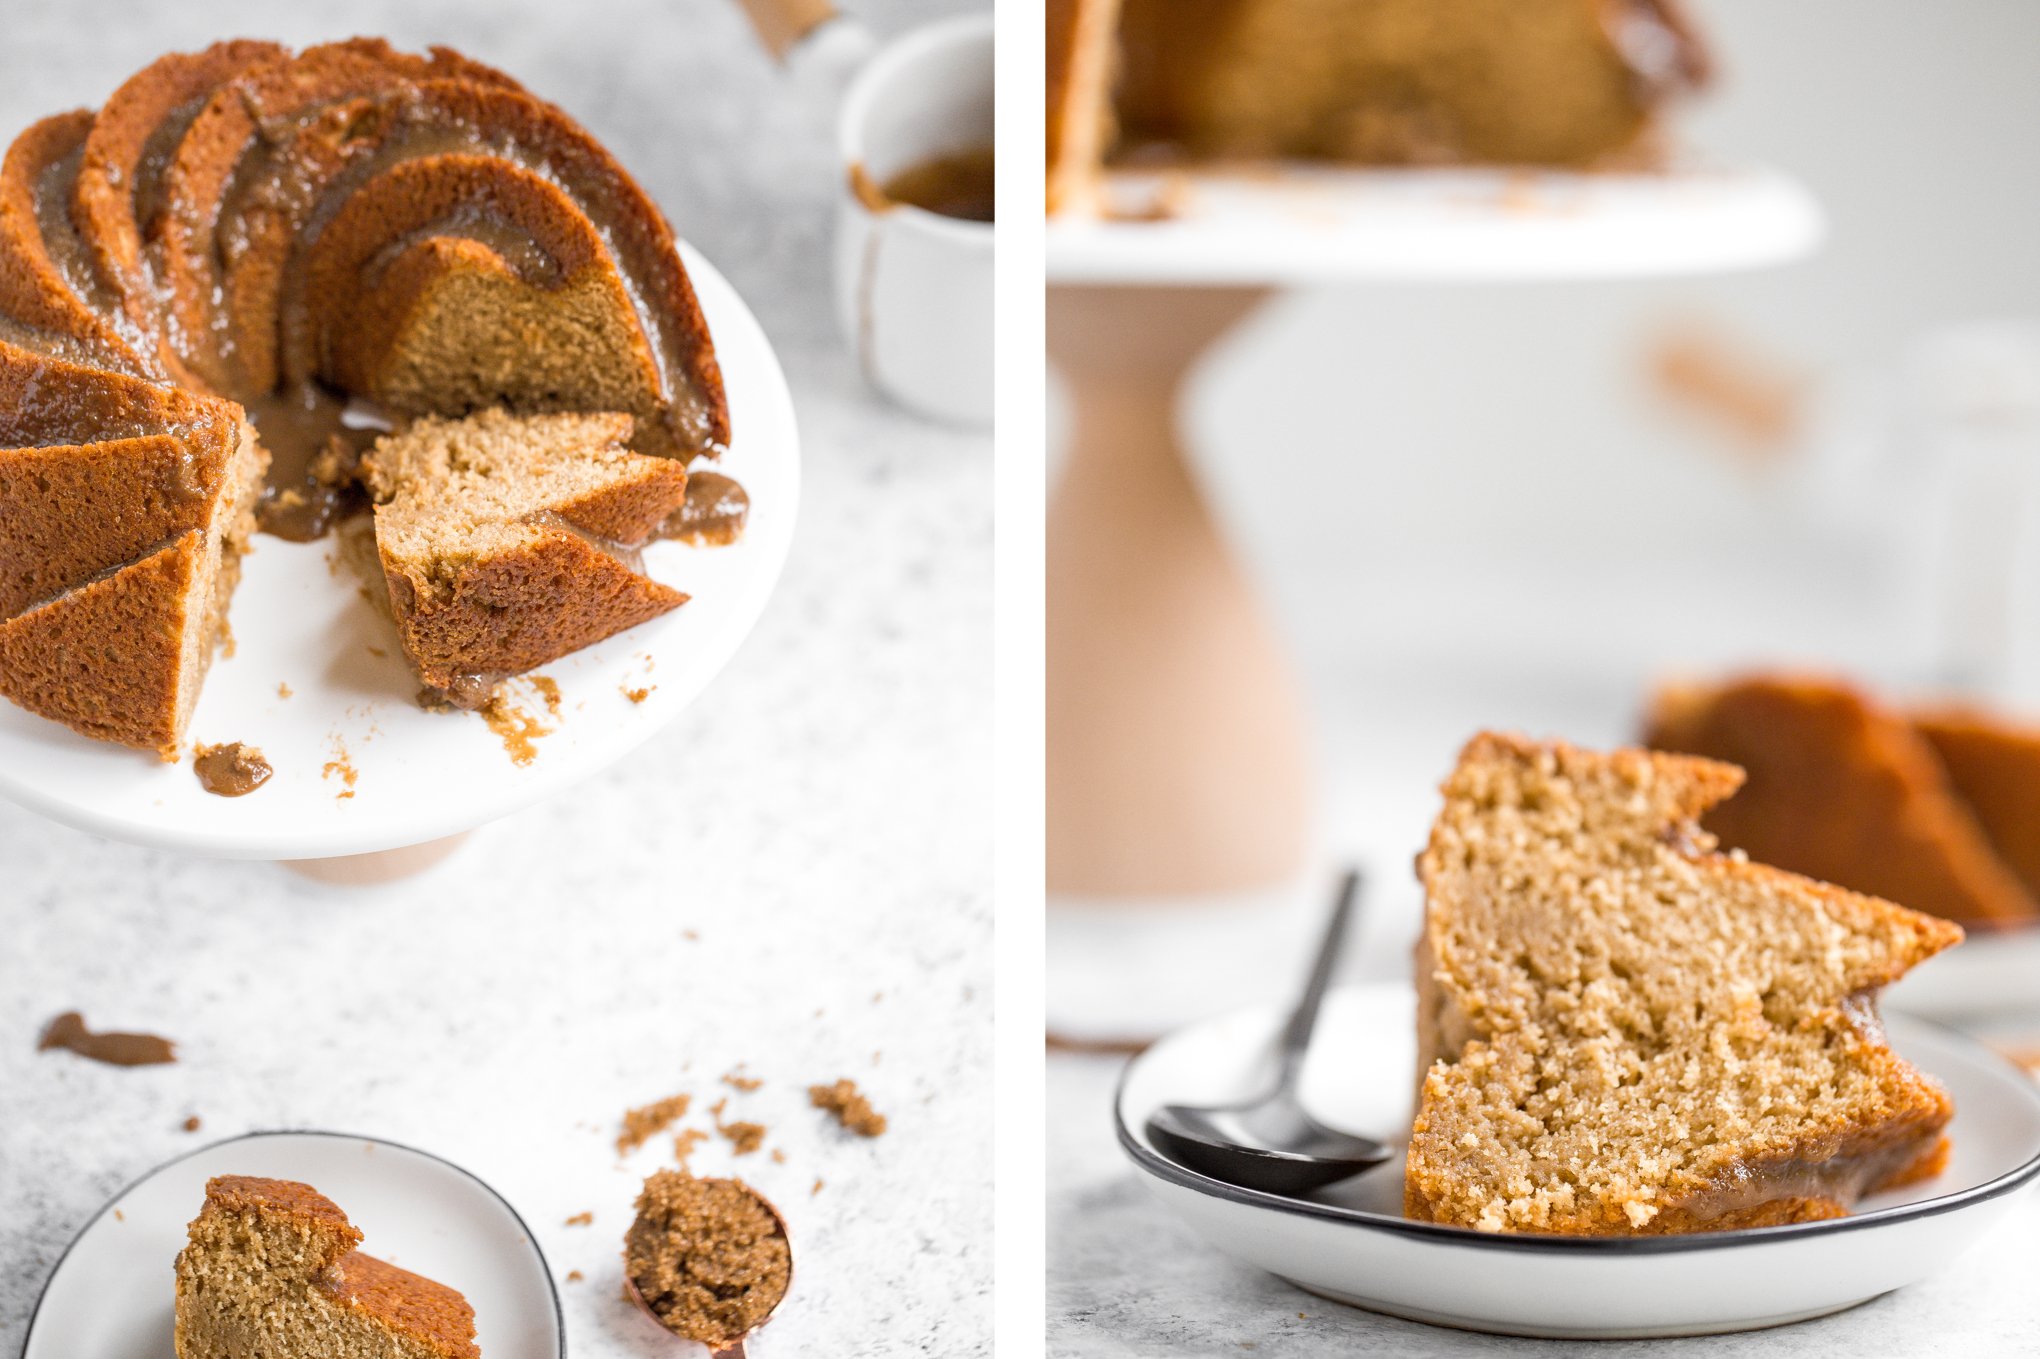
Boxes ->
[1046,163,1825,1042]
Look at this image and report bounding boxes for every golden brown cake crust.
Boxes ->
[318,1250,482,1359]
[1406,733,1960,1235]
[0,112,151,373]
[1915,705,2040,908]
[1645,675,2040,927]
[0,532,204,759]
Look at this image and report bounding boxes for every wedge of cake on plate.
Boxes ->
[174,1175,477,1358]
[1407,733,1961,1234]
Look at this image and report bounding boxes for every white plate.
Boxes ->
[0,242,799,860]
[1888,925,2040,1022]
[21,1130,561,1358]
[1047,163,1823,285]
[1117,983,2040,1339]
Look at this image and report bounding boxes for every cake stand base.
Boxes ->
[1048,284,1314,898]
[282,833,472,886]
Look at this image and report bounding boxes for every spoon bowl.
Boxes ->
[1140,869,1393,1195]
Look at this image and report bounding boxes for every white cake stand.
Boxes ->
[1046,163,1824,1041]
[0,242,799,863]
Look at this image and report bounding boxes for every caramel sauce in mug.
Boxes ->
[853,146,995,223]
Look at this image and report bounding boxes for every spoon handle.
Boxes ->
[1275,868,1363,1081]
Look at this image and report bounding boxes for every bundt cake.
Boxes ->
[0,38,737,760]
[1047,0,1710,214]
[361,409,689,701]
[1916,705,2040,906]
[174,1175,478,1359]
[1644,675,2040,927]
[1408,733,1961,1235]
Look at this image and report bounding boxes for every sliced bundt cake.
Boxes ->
[361,409,689,698]
[0,38,736,757]
[1644,675,2040,927]
[0,112,155,374]
[1047,0,1709,214]
[174,1175,478,1359]
[1407,733,1961,1234]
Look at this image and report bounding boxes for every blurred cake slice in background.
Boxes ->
[1644,674,2040,927]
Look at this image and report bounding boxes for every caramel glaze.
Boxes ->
[661,470,749,546]
[38,1011,176,1066]
[193,740,272,795]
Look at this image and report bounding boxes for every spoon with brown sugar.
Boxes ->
[624,1170,792,1356]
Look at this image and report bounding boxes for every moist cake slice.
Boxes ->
[1407,733,1961,1235]
[361,409,690,699]
[1645,675,2040,927]
[174,1175,477,1359]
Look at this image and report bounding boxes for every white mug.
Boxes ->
[830,14,994,427]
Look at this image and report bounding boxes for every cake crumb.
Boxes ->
[183,1116,202,1133]
[277,683,293,700]
[720,1121,767,1155]
[674,1128,710,1166]
[565,1211,594,1226]
[683,929,699,941]
[811,1178,824,1195]
[770,1148,786,1164]
[810,1079,888,1136]
[566,1270,584,1283]
[622,685,653,704]
[322,737,359,800]
[114,1209,124,1222]
[618,1093,692,1156]
[481,692,551,766]
[532,675,562,716]
[722,1069,763,1092]
[625,1170,790,1349]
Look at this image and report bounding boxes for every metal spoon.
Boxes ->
[1145,868,1392,1195]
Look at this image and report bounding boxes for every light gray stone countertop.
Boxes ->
[0,1,990,1354]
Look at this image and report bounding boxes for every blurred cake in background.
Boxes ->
[1047,0,1711,213]
[1644,674,2040,928]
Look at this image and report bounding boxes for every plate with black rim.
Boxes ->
[21,1130,563,1359]
[1116,983,2040,1339]
[0,240,798,861]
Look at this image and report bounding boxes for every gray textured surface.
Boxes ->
[0,2,990,1354]
[1049,1054,2040,1357]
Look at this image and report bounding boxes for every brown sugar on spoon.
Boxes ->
[625,1170,790,1351]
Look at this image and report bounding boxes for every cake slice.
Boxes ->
[174,1175,477,1359]
[1407,733,1961,1235]
[361,409,689,699]
[0,339,265,758]
[1645,675,2040,927]
[1915,705,2040,907]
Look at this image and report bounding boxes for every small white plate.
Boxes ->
[0,242,799,860]
[1118,984,2040,1339]
[1047,162,1823,285]
[21,1130,561,1358]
